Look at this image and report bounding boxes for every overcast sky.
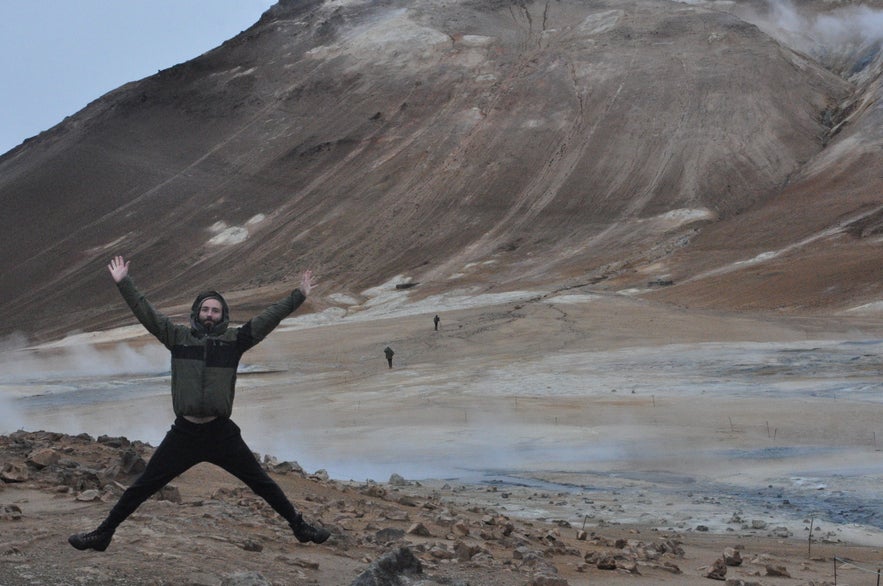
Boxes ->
[0,1,275,156]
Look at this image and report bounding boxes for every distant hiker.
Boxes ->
[68,255,330,553]
[384,345,394,368]
[433,315,440,331]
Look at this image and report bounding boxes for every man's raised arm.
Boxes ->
[108,255,178,348]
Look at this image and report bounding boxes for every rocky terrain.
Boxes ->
[2,428,881,586]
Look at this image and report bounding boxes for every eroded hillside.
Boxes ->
[0,0,880,341]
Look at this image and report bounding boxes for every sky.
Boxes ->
[0,1,275,156]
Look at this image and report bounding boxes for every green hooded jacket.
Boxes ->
[116,276,306,418]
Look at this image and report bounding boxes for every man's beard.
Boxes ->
[202,319,215,332]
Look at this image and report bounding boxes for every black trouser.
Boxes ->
[102,417,299,530]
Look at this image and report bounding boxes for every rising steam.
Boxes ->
[738,0,883,79]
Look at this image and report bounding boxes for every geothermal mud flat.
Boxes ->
[3,287,882,546]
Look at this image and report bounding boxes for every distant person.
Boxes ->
[433,315,440,331]
[68,255,330,552]
[384,346,394,368]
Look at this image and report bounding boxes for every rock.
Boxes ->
[97,435,130,448]
[658,561,681,574]
[765,564,790,577]
[0,504,22,520]
[26,448,60,469]
[406,522,431,536]
[705,557,727,580]
[118,448,146,475]
[596,553,617,570]
[76,489,102,501]
[374,528,405,543]
[617,558,640,574]
[311,469,330,481]
[351,547,422,586]
[361,484,387,498]
[452,520,470,536]
[396,495,417,507]
[723,547,743,566]
[531,573,569,585]
[429,545,456,560]
[263,455,304,475]
[239,538,263,552]
[157,485,182,503]
[388,473,407,486]
[455,541,482,561]
[1,462,28,482]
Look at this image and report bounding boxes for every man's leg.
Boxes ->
[208,419,329,544]
[69,418,204,551]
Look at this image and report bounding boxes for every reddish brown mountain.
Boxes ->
[1,0,881,341]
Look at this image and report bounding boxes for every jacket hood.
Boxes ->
[190,290,230,336]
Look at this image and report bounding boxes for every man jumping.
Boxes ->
[68,255,330,551]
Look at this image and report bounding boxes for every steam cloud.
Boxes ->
[0,333,167,383]
[739,0,883,77]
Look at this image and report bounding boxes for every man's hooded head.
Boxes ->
[190,290,230,336]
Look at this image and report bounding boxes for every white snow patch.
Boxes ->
[735,251,779,265]
[659,208,715,223]
[845,301,883,314]
[547,294,602,304]
[208,226,249,246]
[328,293,361,305]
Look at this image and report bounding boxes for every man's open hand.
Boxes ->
[108,255,129,283]
[300,269,316,297]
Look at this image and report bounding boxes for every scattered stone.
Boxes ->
[1,462,28,482]
[388,473,407,486]
[374,528,405,543]
[118,448,147,475]
[452,520,470,536]
[262,455,304,475]
[406,522,431,537]
[240,538,263,552]
[531,573,569,585]
[455,541,482,561]
[1,504,22,520]
[705,557,727,580]
[361,484,387,498]
[765,564,790,577]
[350,546,423,586]
[76,489,102,502]
[26,448,60,469]
[723,547,742,566]
[595,553,617,570]
[157,485,182,503]
[311,469,330,482]
[617,558,640,574]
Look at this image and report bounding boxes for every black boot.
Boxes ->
[68,522,115,552]
[290,515,330,544]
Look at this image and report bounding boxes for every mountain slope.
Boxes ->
[0,0,879,341]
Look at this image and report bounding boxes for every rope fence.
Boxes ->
[834,557,883,585]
